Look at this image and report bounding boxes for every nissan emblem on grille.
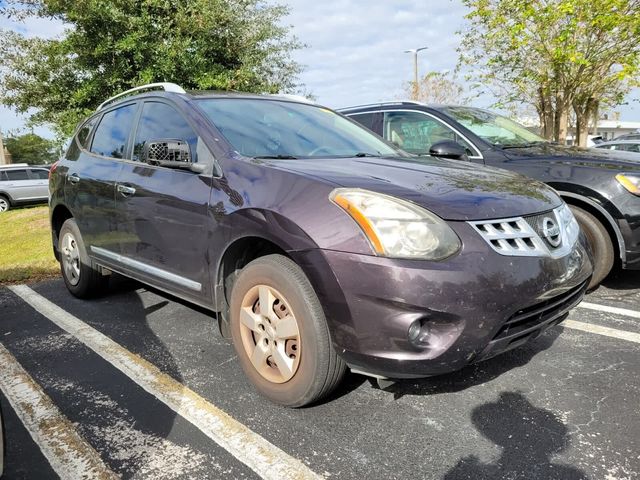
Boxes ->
[542,217,562,247]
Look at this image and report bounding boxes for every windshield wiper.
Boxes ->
[253,155,298,159]
[353,152,381,157]
[499,141,547,149]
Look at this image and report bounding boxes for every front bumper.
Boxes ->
[292,224,592,379]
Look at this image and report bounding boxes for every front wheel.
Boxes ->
[0,195,10,213]
[58,218,107,298]
[229,254,346,407]
[569,206,614,289]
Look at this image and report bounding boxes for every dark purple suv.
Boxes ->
[49,83,592,406]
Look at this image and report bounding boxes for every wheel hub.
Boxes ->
[238,285,301,384]
[61,232,81,286]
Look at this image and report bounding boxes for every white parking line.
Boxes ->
[8,285,322,480]
[563,319,640,344]
[577,301,640,320]
[0,343,118,480]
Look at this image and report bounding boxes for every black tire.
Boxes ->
[229,254,346,407]
[0,195,10,213]
[570,206,614,289]
[58,218,108,298]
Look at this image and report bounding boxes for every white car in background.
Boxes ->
[0,163,50,213]
[594,139,640,154]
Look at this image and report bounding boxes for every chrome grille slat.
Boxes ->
[469,207,574,258]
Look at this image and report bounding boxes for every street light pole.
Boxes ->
[404,46,428,100]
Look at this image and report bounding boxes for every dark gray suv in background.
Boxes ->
[49,83,592,406]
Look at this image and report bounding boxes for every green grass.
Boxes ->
[0,206,59,284]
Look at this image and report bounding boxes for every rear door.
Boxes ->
[63,103,138,250]
[109,100,213,302]
[27,168,50,200]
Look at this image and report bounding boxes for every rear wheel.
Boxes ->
[229,254,346,407]
[58,218,107,298]
[569,205,614,289]
[0,195,10,213]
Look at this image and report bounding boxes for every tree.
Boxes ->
[403,71,470,105]
[0,0,304,139]
[459,0,640,146]
[4,133,58,164]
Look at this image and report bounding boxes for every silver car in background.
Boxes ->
[0,164,50,213]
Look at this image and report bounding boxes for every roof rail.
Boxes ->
[337,100,427,111]
[97,82,186,111]
[0,163,29,168]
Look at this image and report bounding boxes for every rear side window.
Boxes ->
[91,104,138,159]
[77,117,98,148]
[0,171,7,181]
[133,102,199,162]
[349,112,383,136]
[29,169,49,180]
[5,169,29,180]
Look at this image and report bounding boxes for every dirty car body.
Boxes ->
[49,88,592,402]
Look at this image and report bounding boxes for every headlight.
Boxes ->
[557,203,580,246]
[330,188,461,260]
[615,173,640,196]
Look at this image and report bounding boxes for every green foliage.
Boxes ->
[4,133,59,164]
[459,0,640,143]
[0,0,304,138]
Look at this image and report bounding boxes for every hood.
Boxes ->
[267,156,562,221]
[501,143,640,170]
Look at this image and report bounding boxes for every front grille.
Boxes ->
[493,281,588,341]
[469,208,569,258]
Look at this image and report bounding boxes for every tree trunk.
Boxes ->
[575,108,588,147]
[554,96,569,144]
[537,87,554,140]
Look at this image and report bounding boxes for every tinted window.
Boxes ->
[78,117,98,148]
[383,111,476,157]
[0,171,7,181]
[350,112,383,136]
[133,102,199,162]
[29,169,49,179]
[91,104,138,159]
[5,169,29,180]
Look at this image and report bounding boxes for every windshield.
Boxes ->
[441,107,546,148]
[197,98,403,159]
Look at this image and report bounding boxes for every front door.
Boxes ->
[112,100,213,302]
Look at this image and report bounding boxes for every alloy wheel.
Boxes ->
[61,231,81,286]
[238,284,301,384]
[0,198,8,212]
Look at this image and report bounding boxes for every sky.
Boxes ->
[0,0,639,139]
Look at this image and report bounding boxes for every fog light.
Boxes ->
[408,320,422,343]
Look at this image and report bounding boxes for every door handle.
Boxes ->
[117,184,136,196]
[68,174,80,184]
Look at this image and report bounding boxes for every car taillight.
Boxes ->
[49,161,59,180]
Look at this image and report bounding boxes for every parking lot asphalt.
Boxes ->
[0,272,639,480]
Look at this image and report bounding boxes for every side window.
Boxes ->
[133,102,199,162]
[0,171,7,181]
[90,104,138,159]
[383,111,476,157]
[28,169,50,180]
[6,169,29,180]
[349,112,383,136]
[77,117,98,148]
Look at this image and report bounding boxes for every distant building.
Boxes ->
[595,119,640,141]
[0,132,13,165]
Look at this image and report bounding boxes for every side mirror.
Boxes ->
[143,139,205,173]
[429,140,469,161]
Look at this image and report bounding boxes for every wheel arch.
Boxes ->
[50,204,74,261]
[557,190,625,263]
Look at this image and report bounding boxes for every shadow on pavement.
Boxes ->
[385,325,563,399]
[442,391,588,480]
[600,268,640,291]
